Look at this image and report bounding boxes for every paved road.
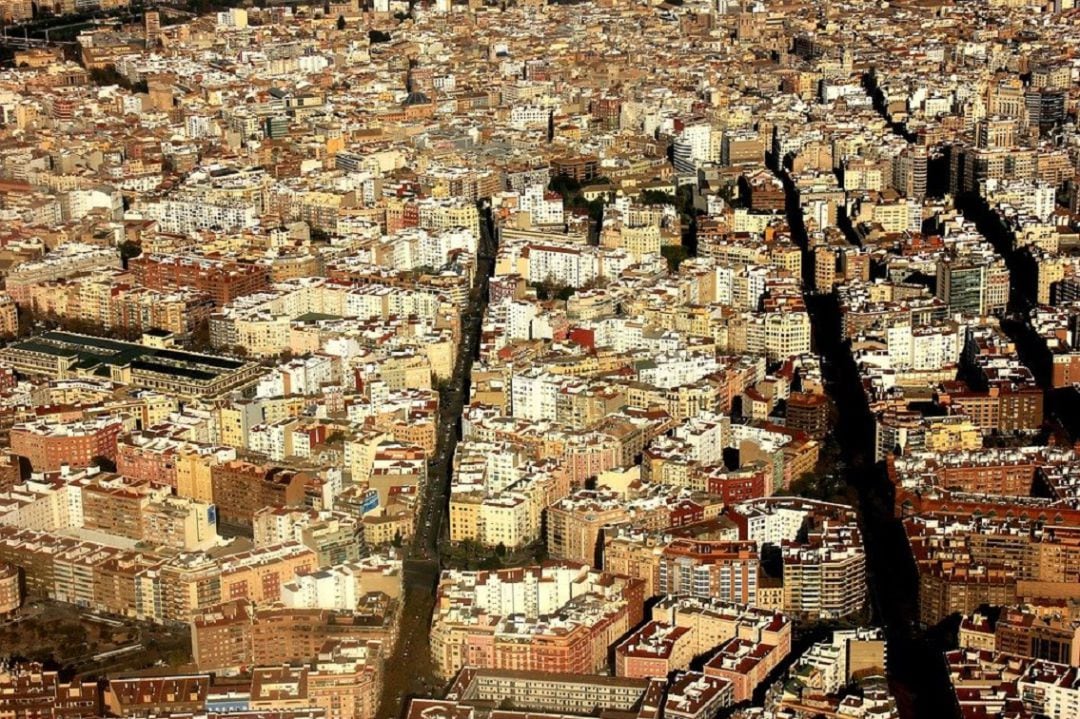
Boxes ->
[375,207,496,719]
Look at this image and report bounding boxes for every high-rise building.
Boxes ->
[144,10,161,47]
[892,146,928,199]
[1025,90,1065,136]
[0,562,20,616]
[995,606,1080,666]
[976,117,1018,150]
[936,257,987,316]
[657,539,760,606]
[210,460,309,532]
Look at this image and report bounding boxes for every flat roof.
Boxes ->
[5,331,248,380]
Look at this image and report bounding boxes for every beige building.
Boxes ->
[81,476,218,551]
[175,449,220,503]
[547,492,629,565]
[307,639,384,719]
[0,562,20,616]
[449,493,482,544]
[345,430,392,484]
[0,293,17,337]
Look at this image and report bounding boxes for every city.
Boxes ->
[0,1,1077,719]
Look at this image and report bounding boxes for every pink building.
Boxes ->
[563,434,620,484]
[116,435,178,487]
[615,621,695,678]
[704,636,788,703]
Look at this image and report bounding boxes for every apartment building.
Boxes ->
[657,539,760,606]
[0,664,100,717]
[546,489,628,566]
[430,563,645,679]
[995,605,1080,666]
[78,474,217,549]
[703,636,787,703]
[0,561,19,616]
[191,597,398,673]
[210,460,309,532]
[10,416,124,473]
[615,621,695,679]
[130,253,271,307]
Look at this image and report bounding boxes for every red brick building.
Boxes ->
[741,170,786,212]
[704,637,787,703]
[210,460,309,531]
[10,417,124,472]
[615,621,694,679]
[0,664,100,717]
[786,392,830,439]
[116,434,178,487]
[130,254,271,307]
[700,465,771,504]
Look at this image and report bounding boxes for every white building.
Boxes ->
[526,244,601,288]
[510,367,562,421]
[520,185,565,226]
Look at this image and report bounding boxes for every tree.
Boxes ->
[586,198,605,225]
[89,66,127,88]
[369,29,392,43]
[190,318,211,351]
[640,189,677,206]
[337,14,346,30]
[92,455,117,473]
[548,173,581,198]
[661,245,690,271]
[717,183,737,206]
[17,306,34,337]
[119,239,142,268]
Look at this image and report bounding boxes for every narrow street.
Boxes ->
[777,170,958,719]
[955,193,1080,441]
[375,207,496,719]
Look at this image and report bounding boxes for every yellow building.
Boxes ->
[361,508,413,546]
[1036,254,1064,305]
[0,562,21,616]
[418,199,480,236]
[214,404,257,450]
[141,495,219,550]
[924,417,983,454]
[345,430,392,483]
[602,223,661,260]
[767,242,802,277]
[380,354,432,391]
[423,338,455,380]
[176,449,222,503]
[449,493,482,543]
